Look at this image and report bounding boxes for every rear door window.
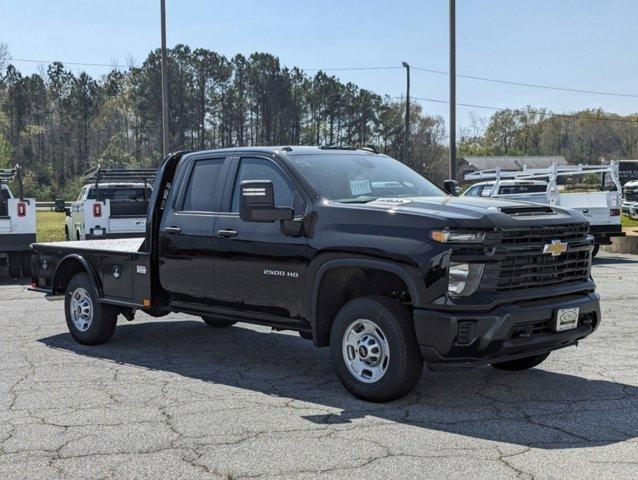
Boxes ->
[182,158,226,212]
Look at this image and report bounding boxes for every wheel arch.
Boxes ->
[52,254,102,296]
[309,257,425,347]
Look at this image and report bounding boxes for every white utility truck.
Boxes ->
[464,161,624,256]
[65,166,155,241]
[0,166,36,277]
[623,179,638,219]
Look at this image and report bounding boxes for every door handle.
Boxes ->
[163,226,182,234]
[216,228,238,238]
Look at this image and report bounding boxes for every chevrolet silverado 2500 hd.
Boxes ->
[29,147,601,401]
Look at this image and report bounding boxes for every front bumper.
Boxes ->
[414,291,600,368]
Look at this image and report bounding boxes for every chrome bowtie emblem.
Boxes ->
[542,239,568,257]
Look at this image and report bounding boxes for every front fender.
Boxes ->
[305,254,428,345]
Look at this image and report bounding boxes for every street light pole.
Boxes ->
[449,0,457,179]
[160,0,170,158]
[402,61,410,164]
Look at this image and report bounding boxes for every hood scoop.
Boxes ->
[499,205,555,217]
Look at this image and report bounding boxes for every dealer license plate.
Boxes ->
[554,307,579,332]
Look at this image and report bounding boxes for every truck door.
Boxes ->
[158,155,229,303]
[213,156,307,320]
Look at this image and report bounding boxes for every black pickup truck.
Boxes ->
[30,147,600,401]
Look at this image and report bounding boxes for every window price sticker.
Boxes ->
[350,179,372,196]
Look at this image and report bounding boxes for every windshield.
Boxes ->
[288,153,444,202]
[87,186,151,201]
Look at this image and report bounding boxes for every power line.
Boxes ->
[301,66,402,71]
[12,57,127,68]
[411,66,638,99]
[9,56,638,99]
[404,95,638,124]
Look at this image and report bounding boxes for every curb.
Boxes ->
[602,229,638,254]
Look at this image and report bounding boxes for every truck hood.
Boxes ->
[353,196,584,228]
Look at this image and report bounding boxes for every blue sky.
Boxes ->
[2,0,637,130]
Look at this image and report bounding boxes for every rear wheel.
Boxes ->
[490,352,550,371]
[21,251,32,277]
[330,295,423,402]
[7,252,21,278]
[65,273,117,345]
[201,316,236,328]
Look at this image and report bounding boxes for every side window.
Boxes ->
[231,158,296,213]
[464,185,481,197]
[182,158,225,212]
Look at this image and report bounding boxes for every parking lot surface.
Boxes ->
[1,252,637,479]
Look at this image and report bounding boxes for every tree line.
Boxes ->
[0,42,637,199]
[0,44,446,199]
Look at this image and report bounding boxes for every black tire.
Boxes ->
[490,352,550,371]
[592,245,600,257]
[65,272,117,345]
[21,251,32,277]
[7,252,21,278]
[201,316,237,328]
[330,295,423,402]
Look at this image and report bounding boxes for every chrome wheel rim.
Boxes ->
[70,287,93,332]
[342,319,390,383]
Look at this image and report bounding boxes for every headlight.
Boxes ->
[431,230,485,243]
[448,262,484,297]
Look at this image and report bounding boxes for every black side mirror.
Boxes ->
[64,207,71,216]
[443,179,460,196]
[239,180,294,223]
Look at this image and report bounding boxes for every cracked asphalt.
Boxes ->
[1,252,637,479]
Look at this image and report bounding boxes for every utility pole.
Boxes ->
[449,0,457,180]
[160,0,169,158]
[402,61,410,164]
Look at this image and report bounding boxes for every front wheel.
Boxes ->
[201,316,236,328]
[592,245,600,257]
[330,296,423,402]
[65,273,117,345]
[490,352,550,371]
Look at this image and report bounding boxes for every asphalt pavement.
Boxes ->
[0,252,636,479]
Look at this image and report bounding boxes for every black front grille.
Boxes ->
[624,188,638,202]
[500,223,589,246]
[472,223,592,293]
[496,250,589,291]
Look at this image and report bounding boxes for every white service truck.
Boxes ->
[463,161,624,256]
[0,166,36,277]
[622,179,638,219]
[65,167,155,241]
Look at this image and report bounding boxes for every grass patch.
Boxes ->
[622,215,638,229]
[36,211,67,242]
